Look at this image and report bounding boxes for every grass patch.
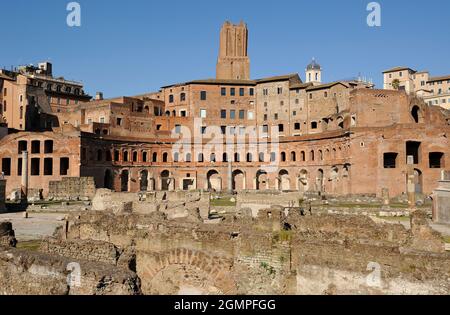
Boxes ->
[210,198,236,207]
[377,216,410,222]
[443,236,450,244]
[16,240,42,251]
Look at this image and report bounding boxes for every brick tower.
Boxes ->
[216,21,250,80]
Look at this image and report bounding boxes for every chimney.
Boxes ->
[95,92,104,100]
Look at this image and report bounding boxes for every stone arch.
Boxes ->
[120,169,129,192]
[278,169,290,191]
[411,105,423,124]
[298,169,308,193]
[317,169,324,193]
[330,166,339,194]
[160,170,171,191]
[232,169,245,191]
[256,170,268,190]
[104,169,113,190]
[140,170,149,191]
[207,170,221,191]
[137,249,237,295]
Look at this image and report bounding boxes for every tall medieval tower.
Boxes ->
[216,21,250,80]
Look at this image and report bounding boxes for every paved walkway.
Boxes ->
[0,212,66,241]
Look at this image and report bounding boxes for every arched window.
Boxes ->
[114,150,120,161]
[133,151,138,162]
[174,152,179,162]
[152,152,158,162]
[234,153,240,162]
[210,153,216,162]
[198,153,204,162]
[223,153,228,162]
[411,106,420,123]
[319,150,323,161]
[186,153,192,162]
[142,151,148,162]
[20,106,23,119]
[163,152,168,162]
[123,151,129,162]
[97,150,103,161]
[106,150,112,162]
[291,151,296,162]
[281,152,286,162]
[310,150,315,161]
[301,151,306,161]
[247,153,252,162]
[259,152,265,162]
[270,152,276,162]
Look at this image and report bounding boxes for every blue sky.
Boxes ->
[1,0,449,97]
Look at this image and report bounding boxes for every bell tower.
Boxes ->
[216,21,250,80]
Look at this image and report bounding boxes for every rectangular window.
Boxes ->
[262,125,268,133]
[116,118,122,126]
[180,110,186,117]
[169,95,174,103]
[3,88,6,96]
[18,141,27,154]
[239,88,244,96]
[31,158,40,176]
[221,110,227,119]
[44,140,53,154]
[274,113,278,120]
[293,111,297,116]
[311,121,318,129]
[60,157,69,175]
[429,152,444,168]
[201,126,207,134]
[221,87,226,96]
[294,123,301,130]
[384,153,398,169]
[44,158,53,176]
[31,140,40,154]
[230,110,236,119]
[221,126,226,134]
[230,88,235,96]
[249,88,254,96]
[1,158,11,176]
[406,141,421,164]
[278,124,284,132]
[263,114,267,121]
[200,109,207,118]
[17,158,22,176]
[277,87,283,94]
[239,110,245,119]
[247,111,254,120]
[200,91,207,100]
[180,93,186,101]
[100,117,105,123]
[175,124,181,134]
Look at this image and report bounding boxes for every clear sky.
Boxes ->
[1,0,449,97]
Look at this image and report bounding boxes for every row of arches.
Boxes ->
[90,145,350,165]
[105,165,350,194]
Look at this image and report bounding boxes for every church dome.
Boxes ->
[307,58,321,71]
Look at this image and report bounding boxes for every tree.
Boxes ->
[392,79,400,90]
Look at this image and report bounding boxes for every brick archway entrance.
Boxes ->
[137,249,237,295]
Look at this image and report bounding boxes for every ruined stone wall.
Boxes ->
[39,238,121,265]
[0,246,140,295]
[48,177,96,200]
[32,208,450,295]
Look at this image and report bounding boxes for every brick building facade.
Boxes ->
[1,21,450,198]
